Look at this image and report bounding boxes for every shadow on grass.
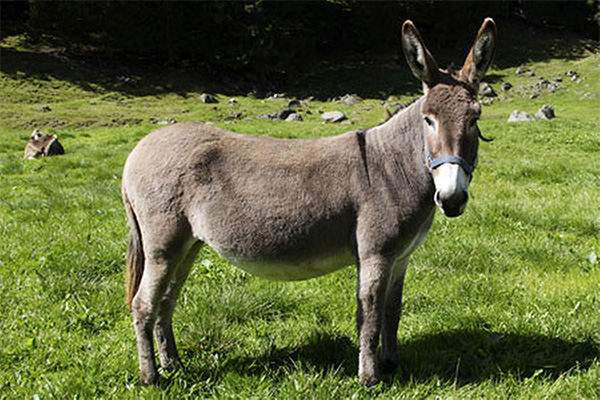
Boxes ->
[2,17,596,101]
[180,328,598,387]
[395,329,599,385]
[225,333,359,378]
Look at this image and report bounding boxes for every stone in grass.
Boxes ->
[285,112,303,122]
[287,99,302,109]
[515,66,529,75]
[534,105,555,120]
[259,109,297,121]
[501,82,512,91]
[508,110,534,122]
[150,117,177,125]
[566,70,579,78]
[479,83,497,98]
[276,109,296,120]
[199,93,218,104]
[321,111,347,123]
[340,94,362,106]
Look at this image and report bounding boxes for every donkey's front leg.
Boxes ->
[356,255,393,387]
[381,256,410,372]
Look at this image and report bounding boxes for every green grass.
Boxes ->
[1,34,599,399]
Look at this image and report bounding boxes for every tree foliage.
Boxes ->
[2,1,597,74]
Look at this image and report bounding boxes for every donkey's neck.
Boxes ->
[367,97,430,184]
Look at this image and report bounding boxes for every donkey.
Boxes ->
[122,18,497,386]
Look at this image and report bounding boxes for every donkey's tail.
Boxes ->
[123,188,145,309]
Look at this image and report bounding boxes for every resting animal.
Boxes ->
[24,129,65,160]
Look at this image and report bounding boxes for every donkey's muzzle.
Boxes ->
[435,188,469,217]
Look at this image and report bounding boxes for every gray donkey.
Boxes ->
[122,18,497,386]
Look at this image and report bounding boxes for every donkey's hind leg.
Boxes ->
[154,241,202,371]
[131,234,195,385]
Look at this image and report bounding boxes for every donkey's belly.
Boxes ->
[215,246,355,281]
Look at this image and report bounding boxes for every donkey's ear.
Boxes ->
[402,20,439,87]
[461,18,497,87]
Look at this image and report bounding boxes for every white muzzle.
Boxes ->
[432,163,470,217]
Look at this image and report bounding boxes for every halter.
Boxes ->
[427,150,476,175]
[424,137,479,175]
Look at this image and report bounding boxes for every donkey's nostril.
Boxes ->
[459,190,469,204]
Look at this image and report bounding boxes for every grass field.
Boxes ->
[1,32,599,399]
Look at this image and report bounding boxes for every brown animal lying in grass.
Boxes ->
[24,129,65,160]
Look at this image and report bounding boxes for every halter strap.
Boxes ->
[425,140,477,175]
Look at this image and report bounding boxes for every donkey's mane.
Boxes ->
[382,97,420,124]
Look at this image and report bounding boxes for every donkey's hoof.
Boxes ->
[359,374,381,387]
[140,371,160,386]
[163,358,186,372]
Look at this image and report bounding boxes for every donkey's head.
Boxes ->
[402,18,497,217]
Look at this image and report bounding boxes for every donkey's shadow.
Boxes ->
[190,328,598,385]
[394,329,598,385]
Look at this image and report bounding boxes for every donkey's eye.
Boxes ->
[424,116,435,127]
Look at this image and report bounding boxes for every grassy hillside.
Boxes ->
[0,33,599,399]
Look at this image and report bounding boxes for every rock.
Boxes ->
[533,78,562,93]
[479,83,497,98]
[287,99,302,109]
[285,112,303,122]
[339,94,362,106]
[37,105,52,112]
[534,105,555,120]
[516,66,535,76]
[508,110,534,122]
[566,70,580,81]
[321,111,347,123]
[199,93,218,103]
[225,112,244,121]
[276,109,295,120]
[150,117,177,125]
[501,82,512,91]
[536,78,551,89]
[228,98,238,105]
[259,109,298,121]
[516,66,529,75]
